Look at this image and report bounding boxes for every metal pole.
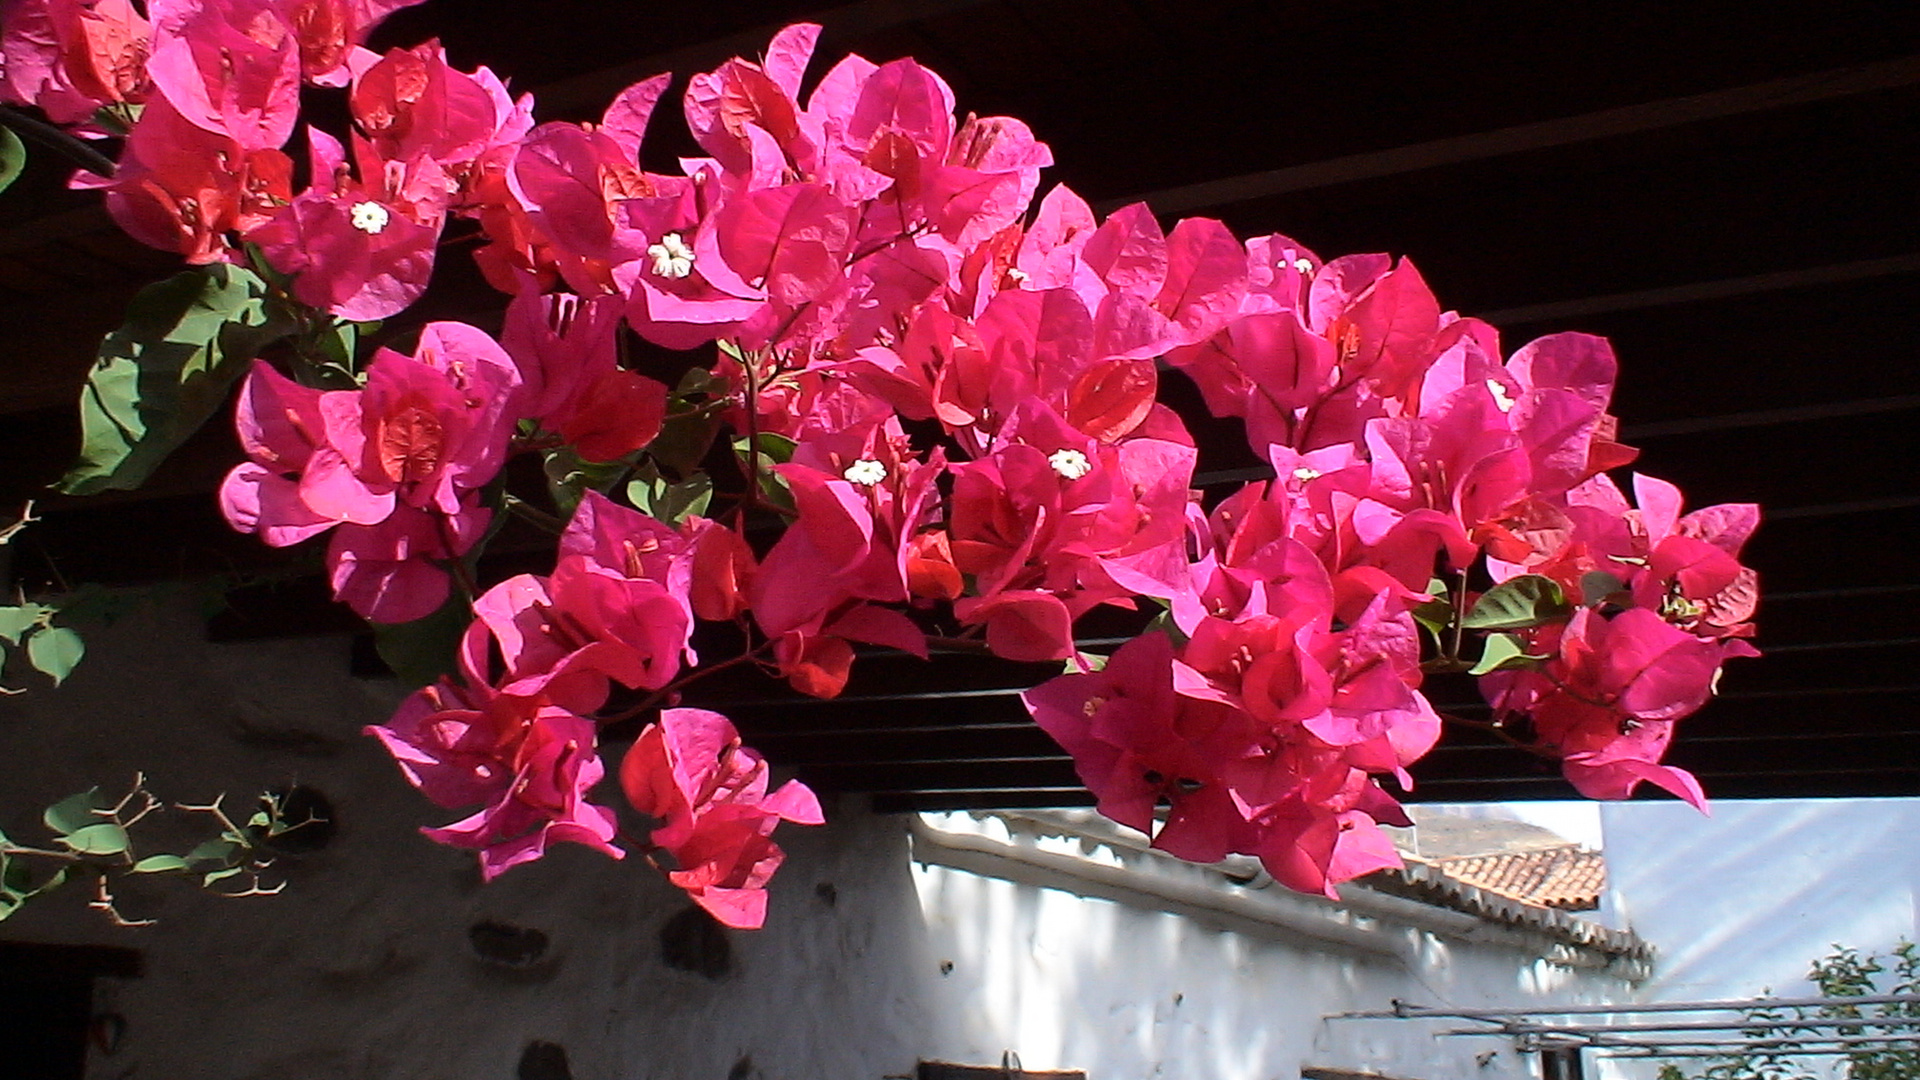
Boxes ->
[1443,1014,1920,1037]
[1336,993,1920,1021]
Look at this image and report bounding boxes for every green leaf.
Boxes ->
[1462,575,1573,632]
[626,466,713,526]
[186,838,240,865]
[0,126,24,198]
[3,858,31,895]
[60,822,129,856]
[732,434,797,513]
[26,625,84,685]
[0,126,25,198]
[131,854,190,873]
[1582,570,1630,607]
[32,865,70,897]
[1468,632,1538,675]
[1142,607,1188,648]
[1067,651,1109,673]
[740,431,796,466]
[372,591,470,688]
[43,789,103,835]
[315,320,357,366]
[0,604,50,646]
[59,265,295,495]
[203,865,244,886]
[647,408,721,479]
[1410,596,1453,638]
[542,447,629,517]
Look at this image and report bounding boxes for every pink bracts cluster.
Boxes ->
[23,14,1761,923]
[218,323,520,624]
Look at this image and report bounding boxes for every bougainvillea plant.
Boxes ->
[1,5,1760,928]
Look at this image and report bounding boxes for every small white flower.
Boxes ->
[842,459,888,486]
[1292,467,1322,482]
[1048,448,1093,480]
[1005,266,1030,283]
[1292,257,1313,273]
[1486,378,1516,412]
[647,232,695,279]
[349,201,390,235]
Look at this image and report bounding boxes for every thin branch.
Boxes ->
[0,500,37,545]
[174,795,247,842]
[502,493,568,536]
[924,635,995,655]
[600,637,778,725]
[88,875,154,928]
[0,844,82,861]
[0,104,117,177]
[1438,711,1561,760]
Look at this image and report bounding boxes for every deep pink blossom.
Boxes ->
[369,677,620,879]
[90,95,291,263]
[619,708,823,928]
[1482,608,1757,806]
[280,0,426,85]
[248,126,448,320]
[144,0,302,150]
[219,324,520,622]
[349,40,531,176]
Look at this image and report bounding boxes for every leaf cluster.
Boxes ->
[1658,940,1920,1080]
[0,602,84,691]
[0,778,303,926]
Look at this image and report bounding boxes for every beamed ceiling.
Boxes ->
[0,0,1914,808]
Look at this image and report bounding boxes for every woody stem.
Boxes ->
[0,105,117,177]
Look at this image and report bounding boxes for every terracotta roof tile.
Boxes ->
[1430,844,1605,911]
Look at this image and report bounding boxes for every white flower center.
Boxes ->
[349,201,390,234]
[1291,467,1322,482]
[1486,378,1516,412]
[1048,448,1093,480]
[842,459,887,486]
[648,232,695,279]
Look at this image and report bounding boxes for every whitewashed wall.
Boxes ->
[910,813,1647,1080]
[0,592,938,1080]
[0,591,1645,1079]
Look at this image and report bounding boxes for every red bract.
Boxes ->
[144,0,302,151]
[619,708,823,928]
[248,126,447,320]
[368,680,621,879]
[349,40,529,174]
[0,0,151,123]
[1483,608,1755,807]
[461,559,692,713]
[499,290,667,462]
[86,95,291,263]
[281,0,425,85]
[1026,626,1424,897]
[219,323,520,622]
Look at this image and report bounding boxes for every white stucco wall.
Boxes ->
[909,813,1648,1080]
[1,590,1648,1079]
[0,591,939,1080]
